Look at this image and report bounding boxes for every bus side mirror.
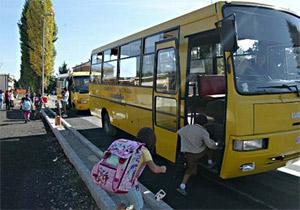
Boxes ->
[219,18,238,53]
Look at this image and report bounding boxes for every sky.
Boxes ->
[0,0,299,80]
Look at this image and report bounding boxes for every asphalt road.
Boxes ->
[0,108,98,209]
[64,109,300,210]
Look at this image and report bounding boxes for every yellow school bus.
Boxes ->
[56,62,90,111]
[89,1,300,178]
[69,62,90,111]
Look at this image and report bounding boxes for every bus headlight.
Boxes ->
[79,99,87,104]
[233,139,268,151]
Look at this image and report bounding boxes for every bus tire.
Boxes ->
[102,112,116,137]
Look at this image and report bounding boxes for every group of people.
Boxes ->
[92,113,221,210]
[0,89,15,110]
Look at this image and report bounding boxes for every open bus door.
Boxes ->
[153,39,180,163]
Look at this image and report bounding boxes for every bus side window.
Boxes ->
[102,48,118,85]
[91,52,103,84]
[156,48,177,94]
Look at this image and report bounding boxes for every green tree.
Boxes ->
[19,0,57,94]
[46,73,57,93]
[59,61,70,74]
[18,0,32,89]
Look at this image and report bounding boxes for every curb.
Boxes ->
[41,110,117,210]
[47,108,103,158]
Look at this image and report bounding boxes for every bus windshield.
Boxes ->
[224,6,300,95]
[73,76,89,93]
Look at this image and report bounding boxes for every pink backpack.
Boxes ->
[91,139,145,193]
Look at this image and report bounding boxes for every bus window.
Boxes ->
[156,48,177,93]
[144,29,178,54]
[91,52,103,84]
[119,57,140,85]
[104,50,110,62]
[92,52,103,64]
[120,40,141,58]
[102,48,119,84]
[91,63,102,84]
[111,47,119,60]
[103,61,117,84]
[155,96,177,130]
[190,45,213,74]
[141,54,155,86]
[119,40,141,85]
[73,76,90,93]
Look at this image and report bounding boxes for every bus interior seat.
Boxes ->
[197,75,225,98]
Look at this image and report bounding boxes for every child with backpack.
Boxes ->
[22,94,32,123]
[91,127,166,210]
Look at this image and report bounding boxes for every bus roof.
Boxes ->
[71,71,90,77]
[57,73,69,79]
[72,61,90,72]
[91,1,297,54]
[91,2,219,54]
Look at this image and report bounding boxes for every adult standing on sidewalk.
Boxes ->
[0,90,4,110]
[4,90,10,110]
[62,87,69,118]
[9,89,15,109]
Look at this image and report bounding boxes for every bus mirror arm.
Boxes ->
[216,14,238,53]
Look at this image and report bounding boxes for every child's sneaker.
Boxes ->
[176,187,187,196]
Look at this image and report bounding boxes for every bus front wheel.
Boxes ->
[102,113,116,137]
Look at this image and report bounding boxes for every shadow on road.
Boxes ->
[6,109,23,120]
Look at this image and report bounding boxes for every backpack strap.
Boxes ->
[132,145,146,186]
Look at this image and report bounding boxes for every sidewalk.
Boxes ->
[0,108,98,209]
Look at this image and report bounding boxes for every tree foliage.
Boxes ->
[46,74,57,93]
[19,0,57,94]
[58,61,69,74]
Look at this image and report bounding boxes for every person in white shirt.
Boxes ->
[176,114,219,196]
[61,87,69,117]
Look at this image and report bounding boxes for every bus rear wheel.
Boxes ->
[102,113,116,137]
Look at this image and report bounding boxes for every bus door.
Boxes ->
[153,39,180,163]
[186,30,226,172]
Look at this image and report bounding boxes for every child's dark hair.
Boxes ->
[137,127,156,153]
[194,114,208,126]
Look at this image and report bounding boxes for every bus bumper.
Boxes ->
[74,99,89,110]
[220,129,300,179]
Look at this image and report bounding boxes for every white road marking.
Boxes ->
[0,138,20,142]
[277,167,300,177]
